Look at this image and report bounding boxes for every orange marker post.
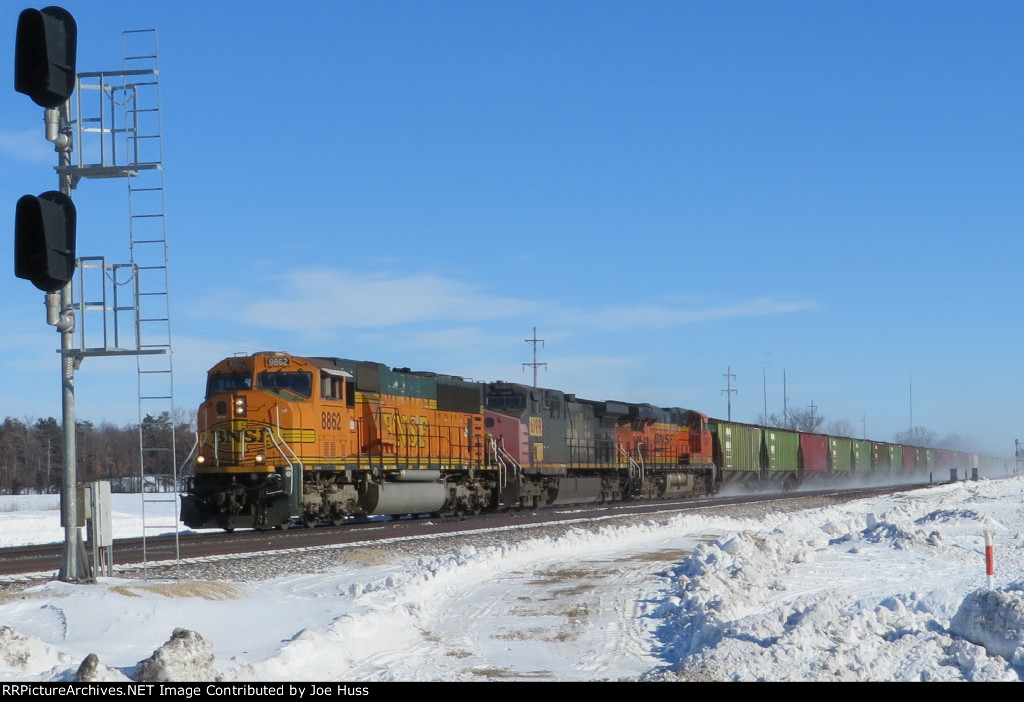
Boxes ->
[985,531,994,589]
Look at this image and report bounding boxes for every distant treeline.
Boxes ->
[0,411,194,494]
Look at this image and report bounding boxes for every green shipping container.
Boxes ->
[830,437,853,472]
[763,428,799,474]
[710,421,762,476]
[920,447,936,472]
[852,440,872,472]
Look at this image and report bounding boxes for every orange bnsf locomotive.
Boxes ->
[180,351,719,531]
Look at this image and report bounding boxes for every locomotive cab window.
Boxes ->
[257,370,313,399]
[206,372,252,398]
[486,394,525,411]
[319,368,350,403]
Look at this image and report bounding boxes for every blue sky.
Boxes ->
[0,1,1022,454]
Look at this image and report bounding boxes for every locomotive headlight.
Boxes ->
[195,455,206,465]
[233,396,247,416]
[254,453,266,464]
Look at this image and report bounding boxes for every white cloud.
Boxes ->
[563,297,817,332]
[190,268,815,346]
[199,269,541,331]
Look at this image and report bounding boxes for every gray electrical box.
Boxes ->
[74,481,114,577]
[84,481,113,548]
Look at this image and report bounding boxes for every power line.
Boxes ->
[522,327,546,387]
[722,367,737,421]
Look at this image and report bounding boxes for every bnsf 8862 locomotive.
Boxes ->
[180,351,718,531]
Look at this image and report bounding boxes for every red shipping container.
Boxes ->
[799,432,830,472]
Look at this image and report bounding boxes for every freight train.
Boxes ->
[179,351,1011,531]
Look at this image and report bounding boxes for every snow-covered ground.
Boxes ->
[1,478,1024,682]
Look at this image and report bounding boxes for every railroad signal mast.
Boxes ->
[13,5,83,582]
[12,8,178,581]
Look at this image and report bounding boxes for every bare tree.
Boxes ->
[937,433,979,452]
[756,408,825,433]
[756,412,786,428]
[0,418,29,493]
[825,419,854,438]
[787,406,825,432]
[32,417,61,490]
[894,426,938,447]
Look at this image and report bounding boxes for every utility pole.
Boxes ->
[909,374,914,430]
[762,368,768,422]
[783,369,789,427]
[722,367,737,421]
[522,327,546,387]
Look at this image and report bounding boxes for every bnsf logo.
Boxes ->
[212,426,269,446]
[382,414,428,448]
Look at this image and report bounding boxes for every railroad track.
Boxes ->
[0,481,941,583]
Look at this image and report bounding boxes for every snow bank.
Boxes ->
[950,588,1024,662]
[651,491,1024,681]
[4,480,1024,681]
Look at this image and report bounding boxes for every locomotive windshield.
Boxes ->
[486,394,526,411]
[206,372,252,397]
[257,370,312,399]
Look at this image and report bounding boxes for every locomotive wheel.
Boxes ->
[329,511,345,527]
[301,512,318,528]
[274,520,291,530]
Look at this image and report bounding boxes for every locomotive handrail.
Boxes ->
[179,432,199,476]
[201,406,220,462]
[488,438,506,484]
[618,443,644,486]
[490,437,516,490]
[265,405,302,494]
[264,425,299,469]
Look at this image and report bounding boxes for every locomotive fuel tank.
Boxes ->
[359,476,447,516]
